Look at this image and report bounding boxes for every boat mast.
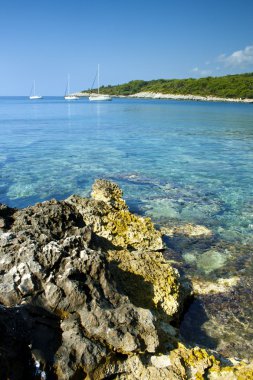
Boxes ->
[97,64,100,94]
[67,74,70,95]
[33,80,36,96]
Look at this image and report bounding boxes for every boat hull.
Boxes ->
[29,96,43,100]
[64,96,79,100]
[89,95,112,101]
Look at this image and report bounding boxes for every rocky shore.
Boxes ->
[76,91,253,103]
[0,179,253,379]
[129,91,253,103]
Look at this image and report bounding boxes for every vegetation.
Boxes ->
[83,73,253,99]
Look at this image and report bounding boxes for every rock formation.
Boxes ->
[0,179,252,379]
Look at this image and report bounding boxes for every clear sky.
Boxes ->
[1,0,253,95]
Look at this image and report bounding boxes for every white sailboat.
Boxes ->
[29,80,42,100]
[64,74,79,100]
[89,64,112,101]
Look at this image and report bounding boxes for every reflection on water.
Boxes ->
[0,96,253,358]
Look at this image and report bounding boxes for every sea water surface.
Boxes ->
[1,96,253,357]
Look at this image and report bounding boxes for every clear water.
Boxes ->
[1,96,253,357]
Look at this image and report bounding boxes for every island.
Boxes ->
[79,72,253,103]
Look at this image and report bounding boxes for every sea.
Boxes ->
[1,96,253,358]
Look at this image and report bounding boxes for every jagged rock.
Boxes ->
[91,178,127,210]
[0,180,252,379]
[107,249,187,323]
[67,179,163,251]
[92,344,253,379]
[0,182,170,378]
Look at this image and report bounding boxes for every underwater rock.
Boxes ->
[161,223,213,239]
[191,276,240,295]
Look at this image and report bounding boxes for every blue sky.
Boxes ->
[1,0,253,95]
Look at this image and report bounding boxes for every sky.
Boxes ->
[0,0,253,95]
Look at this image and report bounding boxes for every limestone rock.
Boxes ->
[107,250,185,322]
[0,180,251,379]
[0,183,169,378]
[92,344,253,379]
[91,178,127,210]
[67,179,163,251]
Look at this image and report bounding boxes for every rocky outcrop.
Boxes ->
[67,179,163,251]
[0,179,252,379]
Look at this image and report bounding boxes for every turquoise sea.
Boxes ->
[1,96,253,358]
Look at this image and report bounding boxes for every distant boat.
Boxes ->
[29,80,42,100]
[64,74,79,100]
[89,64,112,101]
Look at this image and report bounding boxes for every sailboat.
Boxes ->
[89,64,112,101]
[64,74,79,100]
[29,80,43,100]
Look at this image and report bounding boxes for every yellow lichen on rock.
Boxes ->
[67,179,163,251]
[107,249,182,320]
[91,178,127,210]
[104,208,163,250]
[171,343,220,379]
[91,344,253,380]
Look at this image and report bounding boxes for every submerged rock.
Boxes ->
[191,276,240,295]
[0,179,252,379]
[161,223,213,239]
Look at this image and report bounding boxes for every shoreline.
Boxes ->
[76,91,253,103]
[129,91,253,103]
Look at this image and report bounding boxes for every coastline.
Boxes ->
[129,91,253,103]
[75,91,253,103]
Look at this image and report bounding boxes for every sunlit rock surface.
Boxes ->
[67,179,163,251]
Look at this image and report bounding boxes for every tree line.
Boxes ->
[84,73,253,99]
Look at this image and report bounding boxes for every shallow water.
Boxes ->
[1,96,253,357]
